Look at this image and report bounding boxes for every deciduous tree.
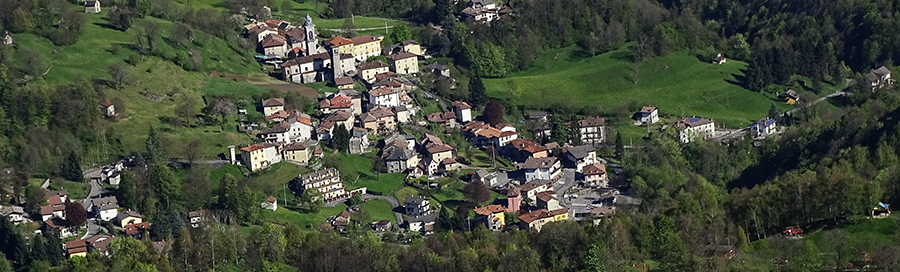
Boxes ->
[462,180,491,205]
[483,100,504,127]
[64,201,87,227]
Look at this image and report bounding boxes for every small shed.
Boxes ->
[84,0,101,13]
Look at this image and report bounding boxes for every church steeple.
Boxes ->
[303,14,318,55]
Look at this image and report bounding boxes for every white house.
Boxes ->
[261,98,285,116]
[674,116,715,143]
[189,211,203,228]
[636,106,659,124]
[577,117,606,144]
[89,197,119,221]
[749,117,777,138]
[865,66,894,90]
[367,87,401,108]
[452,101,472,123]
[261,196,277,211]
[0,206,27,224]
[565,145,598,172]
[240,143,282,172]
[523,157,562,181]
[258,111,314,144]
[404,197,430,216]
[408,214,436,234]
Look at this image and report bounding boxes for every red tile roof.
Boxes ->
[328,36,354,47]
[267,196,277,203]
[125,222,150,235]
[583,163,606,176]
[518,209,552,224]
[261,34,286,47]
[473,205,505,215]
[452,101,471,110]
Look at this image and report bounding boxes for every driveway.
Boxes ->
[80,169,110,239]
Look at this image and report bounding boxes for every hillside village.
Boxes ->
[1,0,900,269]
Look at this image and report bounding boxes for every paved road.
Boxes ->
[786,91,847,115]
[361,194,404,225]
[80,168,109,239]
[554,169,577,207]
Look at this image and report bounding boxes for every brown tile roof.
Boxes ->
[240,142,280,152]
[328,36,354,47]
[261,34,286,47]
[427,143,453,154]
[283,141,310,151]
[125,222,150,235]
[375,72,398,80]
[267,196,277,203]
[284,27,306,40]
[518,179,551,193]
[640,106,657,113]
[100,101,113,107]
[500,131,517,137]
[350,35,380,45]
[335,76,354,86]
[338,211,351,219]
[452,101,471,110]
[518,209,552,224]
[473,205,505,216]
[262,98,285,107]
[536,191,556,202]
[359,60,389,70]
[324,94,354,109]
[48,195,64,206]
[189,211,202,218]
[369,87,398,97]
[65,239,86,250]
[507,138,548,154]
[578,116,605,127]
[369,107,395,118]
[551,207,569,216]
[442,158,457,165]
[324,110,352,122]
[387,52,417,61]
[522,157,558,170]
[583,163,606,176]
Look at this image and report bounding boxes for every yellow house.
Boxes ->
[240,143,282,172]
[328,36,355,54]
[358,61,390,83]
[66,239,88,258]
[387,52,419,74]
[473,205,506,231]
[283,142,312,164]
[329,35,385,62]
[115,210,142,228]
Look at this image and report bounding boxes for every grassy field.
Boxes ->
[360,199,398,225]
[484,46,784,128]
[46,180,89,200]
[261,202,349,230]
[334,154,406,195]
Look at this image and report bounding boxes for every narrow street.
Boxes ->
[80,169,109,239]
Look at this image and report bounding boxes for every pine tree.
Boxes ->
[61,151,83,182]
[145,126,163,164]
[768,102,780,119]
[614,132,624,160]
[469,77,487,106]
[331,124,350,153]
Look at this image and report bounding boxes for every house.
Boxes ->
[535,191,561,210]
[335,76,355,90]
[865,66,894,90]
[425,111,458,127]
[319,93,356,115]
[472,205,506,231]
[382,146,418,173]
[582,163,608,187]
[115,210,142,228]
[522,157,562,181]
[293,168,350,203]
[526,111,552,141]
[373,219,391,232]
[46,219,77,238]
[108,172,120,187]
[100,101,116,118]
[506,187,521,212]
[367,86,401,108]
[564,145,598,172]
[84,0,100,13]
[749,117,777,138]
[424,141,454,164]
[89,196,119,221]
[125,222,150,239]
[260,34,289,58]
[327,35,384,62]
[321,110,355,135]
[386,52,419,74]
[576,117,606,145]
[590,206,616,219]
[349,128,369,155]
[40,204,66,221]
[283,141,314,164]
[404,197,430,216]
[461,7,499,22]
[359,61,391,83]
[358,107,396,134]
[713,53,726,65]
[331,211,351,229]
[2,31,12,45]
[472,169,508,188]
[385,132,418,150]
[394,105,411,123]
[635,106,659,124]
[85,235,115,256]
[240,143,282,172]
[247,25,279,43]
[261,98,285,116]
[281,51,355,84]
[504,138,548,163]
[779,89,800,105]
[0,206,27,224]
[517,179,553,202]
[383,40,424,56]
[461,121,518,148]
[469,0,497,9]
[188,211,203,228]
[66,239,88,258]
[452,101,472,123]
[518,208,568,232]
[673,116,715,144]
[258,111,313,144]
[261,196,277,211]
[424,62,451,78]
[408,214,436,234]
